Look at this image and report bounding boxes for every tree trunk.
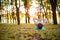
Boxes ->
[15,0,20,25]
[52,7,57,24]
[0,1,1,22]
[11,0,13,5]
[41,0,42,5]
[24,1,30,23]
[7,12,9,23]
[50,0,57,24]
[0,0,2,9]
[0,15,1,22]
[0,0,1,22]
[25,9,30,23]
[19,0,20,7]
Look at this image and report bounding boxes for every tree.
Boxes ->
[37,0,45,18]
[0,0,10,23]
[11,9,15,23]
[22,0,31,23]
[57,0,60,18]
[11,0,14,5]
[15,0,20,25]
[0,0,1,9]
[0,0,1,22]
[50,0,57,24]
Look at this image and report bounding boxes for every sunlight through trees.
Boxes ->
[0,0,60,24]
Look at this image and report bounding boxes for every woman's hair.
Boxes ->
[38,23,43,29]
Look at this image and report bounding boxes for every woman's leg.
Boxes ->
[42,26,45,30]
[34,26,39,33]
[35,26,39,30]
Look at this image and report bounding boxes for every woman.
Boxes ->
[33,15,47,30]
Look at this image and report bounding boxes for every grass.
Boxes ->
[0,23,60,40]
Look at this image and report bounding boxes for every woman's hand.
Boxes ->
[33,18,37,24]
[43,18,47,24]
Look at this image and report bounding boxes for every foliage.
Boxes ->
[0,0,9,9]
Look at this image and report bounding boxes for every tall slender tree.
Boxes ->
[50,0,57,24]
[57,0,60,18]
[0,0,10,23]
[0,0,1,9]
[0,0,1,22]
[22,0,31,23]
[15,0,20,25]
[11,0,14,23]
[37,0,45,18]
[11,0,13,5]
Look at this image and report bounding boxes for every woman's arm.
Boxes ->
[43,18,47,24]
[33,18,37,24]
